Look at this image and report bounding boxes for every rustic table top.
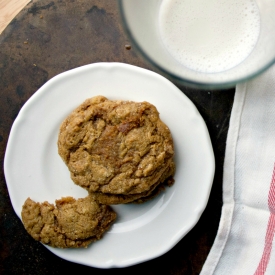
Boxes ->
[0,1,235,274]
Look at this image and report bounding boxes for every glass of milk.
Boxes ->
[119,0,275,89]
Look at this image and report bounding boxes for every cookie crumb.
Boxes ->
[125,44,131,50]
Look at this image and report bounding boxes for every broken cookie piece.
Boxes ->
[21,195,116,248]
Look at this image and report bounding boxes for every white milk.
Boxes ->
[159,0,261,73]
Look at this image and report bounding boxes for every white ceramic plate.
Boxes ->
[4,62,215,268]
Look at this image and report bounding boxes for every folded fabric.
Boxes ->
[200,64,275,275]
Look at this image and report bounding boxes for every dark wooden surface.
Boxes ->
[0,1,235,274]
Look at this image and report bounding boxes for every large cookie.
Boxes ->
[58,96,175,203]
[21,195,116,248]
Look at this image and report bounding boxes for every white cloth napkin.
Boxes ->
[200,64,275,275]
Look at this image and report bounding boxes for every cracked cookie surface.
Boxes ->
[58,96,175,204]
[21,195,116,248]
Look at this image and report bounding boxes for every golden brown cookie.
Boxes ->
[58,96,175,204]
[21,195,116,248]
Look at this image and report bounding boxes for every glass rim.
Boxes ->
[118,0,275,90]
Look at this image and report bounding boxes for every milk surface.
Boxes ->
[159,0,261,73]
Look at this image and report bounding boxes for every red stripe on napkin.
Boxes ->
[254,164,275,275]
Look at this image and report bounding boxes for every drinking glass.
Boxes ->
[119,0,275,89]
